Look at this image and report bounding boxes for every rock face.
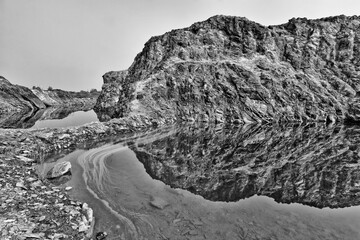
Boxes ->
[0,76,46,114]
[130,124,360,209]
[95,15,360,124]
[94,71,128,121]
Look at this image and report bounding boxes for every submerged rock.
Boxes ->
[95,15,360,124]
[149,196,169,209]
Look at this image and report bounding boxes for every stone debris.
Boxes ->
[0,154,91,239]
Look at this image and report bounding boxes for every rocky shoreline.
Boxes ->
[0,115,160,239]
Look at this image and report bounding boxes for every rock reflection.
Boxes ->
[131,123,360,208]
[0,106,94,129]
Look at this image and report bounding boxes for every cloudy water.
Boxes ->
[49,124,360,240]
[30,109,98,129]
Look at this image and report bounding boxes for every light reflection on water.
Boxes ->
[30,110,98,129]
[44,124,360,239]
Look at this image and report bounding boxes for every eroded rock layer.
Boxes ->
[131,123,360,209]
[95,15,360,124]
[0,76,45,114]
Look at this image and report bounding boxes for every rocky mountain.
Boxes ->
[130,123,360,209]
[0,76,46,114]
[95,15,360,124]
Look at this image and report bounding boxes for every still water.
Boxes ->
[42,124,360,239]
[30,109,98,129]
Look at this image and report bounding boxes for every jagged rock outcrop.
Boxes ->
[0,76,46,114]
[130,123,360,209]
[95,15,360,124]
[94,71,128,121]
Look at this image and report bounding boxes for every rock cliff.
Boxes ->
[130,124,360,209]
[95,15,360,124]
[0,76,45,114]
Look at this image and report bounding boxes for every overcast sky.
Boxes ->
[1,0,359,91]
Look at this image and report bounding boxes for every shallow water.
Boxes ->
[30,109,98,129]
[45,124,360,239]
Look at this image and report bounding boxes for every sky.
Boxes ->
[1,0,360,91]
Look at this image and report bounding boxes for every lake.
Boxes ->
[30,109,99,129]
[0,107,98,129]
[40,123,360,239]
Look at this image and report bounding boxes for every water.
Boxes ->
[30,109,98,129]
[42,123,360,239]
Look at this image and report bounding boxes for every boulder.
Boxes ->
[46,161,71,179]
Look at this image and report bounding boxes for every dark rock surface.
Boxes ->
[94,71,128,121]
[95,15,360,124]
[130,123,360,209]
[0,76,46,114]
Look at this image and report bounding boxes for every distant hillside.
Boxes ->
[0,76,99,116]
[0,76,46,114]
[31,87,99,107]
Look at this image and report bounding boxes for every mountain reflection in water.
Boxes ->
[132,123,360,209]
[0,107,97,129]
[64,123,360,240]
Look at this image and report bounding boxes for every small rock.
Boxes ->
[16,181,27,190]
[78,222,88,232]
[21,233,45,239]
[16,156,34,162]
[65,186,73,191]
[27,177,37,182]
[58,134,70,140]
[173,218,182,224]
[96,232,108,240]
[149,196,169,209]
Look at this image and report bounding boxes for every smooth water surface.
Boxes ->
[30,109,98,129]
[45,124,360,240]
